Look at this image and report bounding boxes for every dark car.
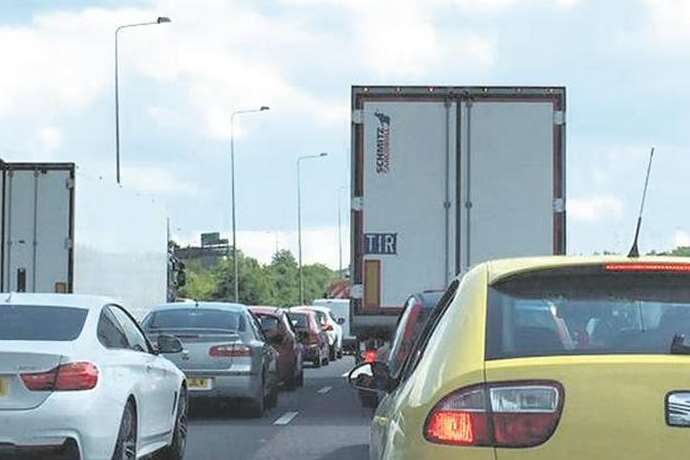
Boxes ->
[357,290,445,408]
[250,306,304,390]
[287,307,329,367]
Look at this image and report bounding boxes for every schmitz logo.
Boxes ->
[374,111,391,175]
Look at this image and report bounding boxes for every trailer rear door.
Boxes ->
[459,100,561,269]
[357,100,458,311]
[1,165,73,293]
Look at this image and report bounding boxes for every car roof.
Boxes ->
[1,292,117,310]
[483,255,690,285]
[249,306,283,316]
[148,301,247,313]
[287,307,314,316]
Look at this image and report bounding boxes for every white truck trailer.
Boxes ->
[350,86,567,351]
[0,162,169,318]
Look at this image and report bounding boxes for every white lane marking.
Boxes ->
[273,411,299,425]
[317,386,332,394]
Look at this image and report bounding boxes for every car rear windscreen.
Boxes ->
[0,305,88,341]
[146,309,245,332]
[486,266,690,359]
[287,313,308,329]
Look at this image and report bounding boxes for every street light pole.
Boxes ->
[114,16,171,185]
[230,106,270,303]
[337,186,347,276]
[297,153,328,305]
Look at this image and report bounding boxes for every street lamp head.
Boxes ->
[157,17,172,24]
[260,106,270,111]
[319,152,328,157]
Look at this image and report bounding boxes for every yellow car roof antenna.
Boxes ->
[628,147,655,258]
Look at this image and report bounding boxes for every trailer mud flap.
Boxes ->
[363,260,381,309]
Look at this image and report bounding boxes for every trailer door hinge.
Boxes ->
[553,198,565,213]
[553,111,566,126]
[352,109,364,125]
[351,284,363,299]
[352,196,364,211]
[64,238,73,249]
[65,177,75,189]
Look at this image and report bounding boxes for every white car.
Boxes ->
[0,293,188,460]
[307,305,345,360]
[312,299,354,353]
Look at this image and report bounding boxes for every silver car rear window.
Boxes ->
[486,266,690,359]
[0,305,88,341]
[147,308,245,332]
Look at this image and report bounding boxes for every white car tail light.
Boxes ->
[424,382,563,448]
[21,362,99,391]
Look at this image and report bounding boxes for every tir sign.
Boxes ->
[364,233,397,255]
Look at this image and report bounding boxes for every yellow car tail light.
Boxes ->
[424,381,563,448]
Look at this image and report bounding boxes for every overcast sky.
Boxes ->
[2,0,690,268]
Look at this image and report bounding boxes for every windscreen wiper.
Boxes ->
[670,334,690,355]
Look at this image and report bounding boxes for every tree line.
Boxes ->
[179,249,337,307]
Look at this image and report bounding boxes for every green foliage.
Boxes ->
[178,248,335,307]
[178,260,215,300]
[649,246,690,257]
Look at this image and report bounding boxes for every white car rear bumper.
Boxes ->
[0,390,122,460]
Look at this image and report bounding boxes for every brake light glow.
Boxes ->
[209,344,252,357]
[21,362,99,391]
[424,382,563,448]
[363,350,377,364]
[605,263,690,273]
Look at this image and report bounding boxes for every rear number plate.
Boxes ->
[0,378,8,397]
[188,378,213,391]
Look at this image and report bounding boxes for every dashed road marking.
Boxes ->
[317,386,333,394]
[273,411,299,425]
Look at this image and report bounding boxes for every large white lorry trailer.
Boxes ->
[350,86,567,349]
[0,162,170,318]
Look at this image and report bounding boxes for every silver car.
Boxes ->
[142,302,279,417]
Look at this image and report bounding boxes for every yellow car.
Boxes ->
[350,256,690,459]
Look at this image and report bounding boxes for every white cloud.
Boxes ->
[121,165,202,197]
[643,0,690,47]
[568,195,624,222]
[675,230,690,247]
[37,126,63,153]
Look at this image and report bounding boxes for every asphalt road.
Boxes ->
[185,356,371,460]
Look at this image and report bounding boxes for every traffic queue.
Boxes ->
[0,294,347,459]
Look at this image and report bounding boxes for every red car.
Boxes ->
[287,307,330,368]
[250,306,304,390]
